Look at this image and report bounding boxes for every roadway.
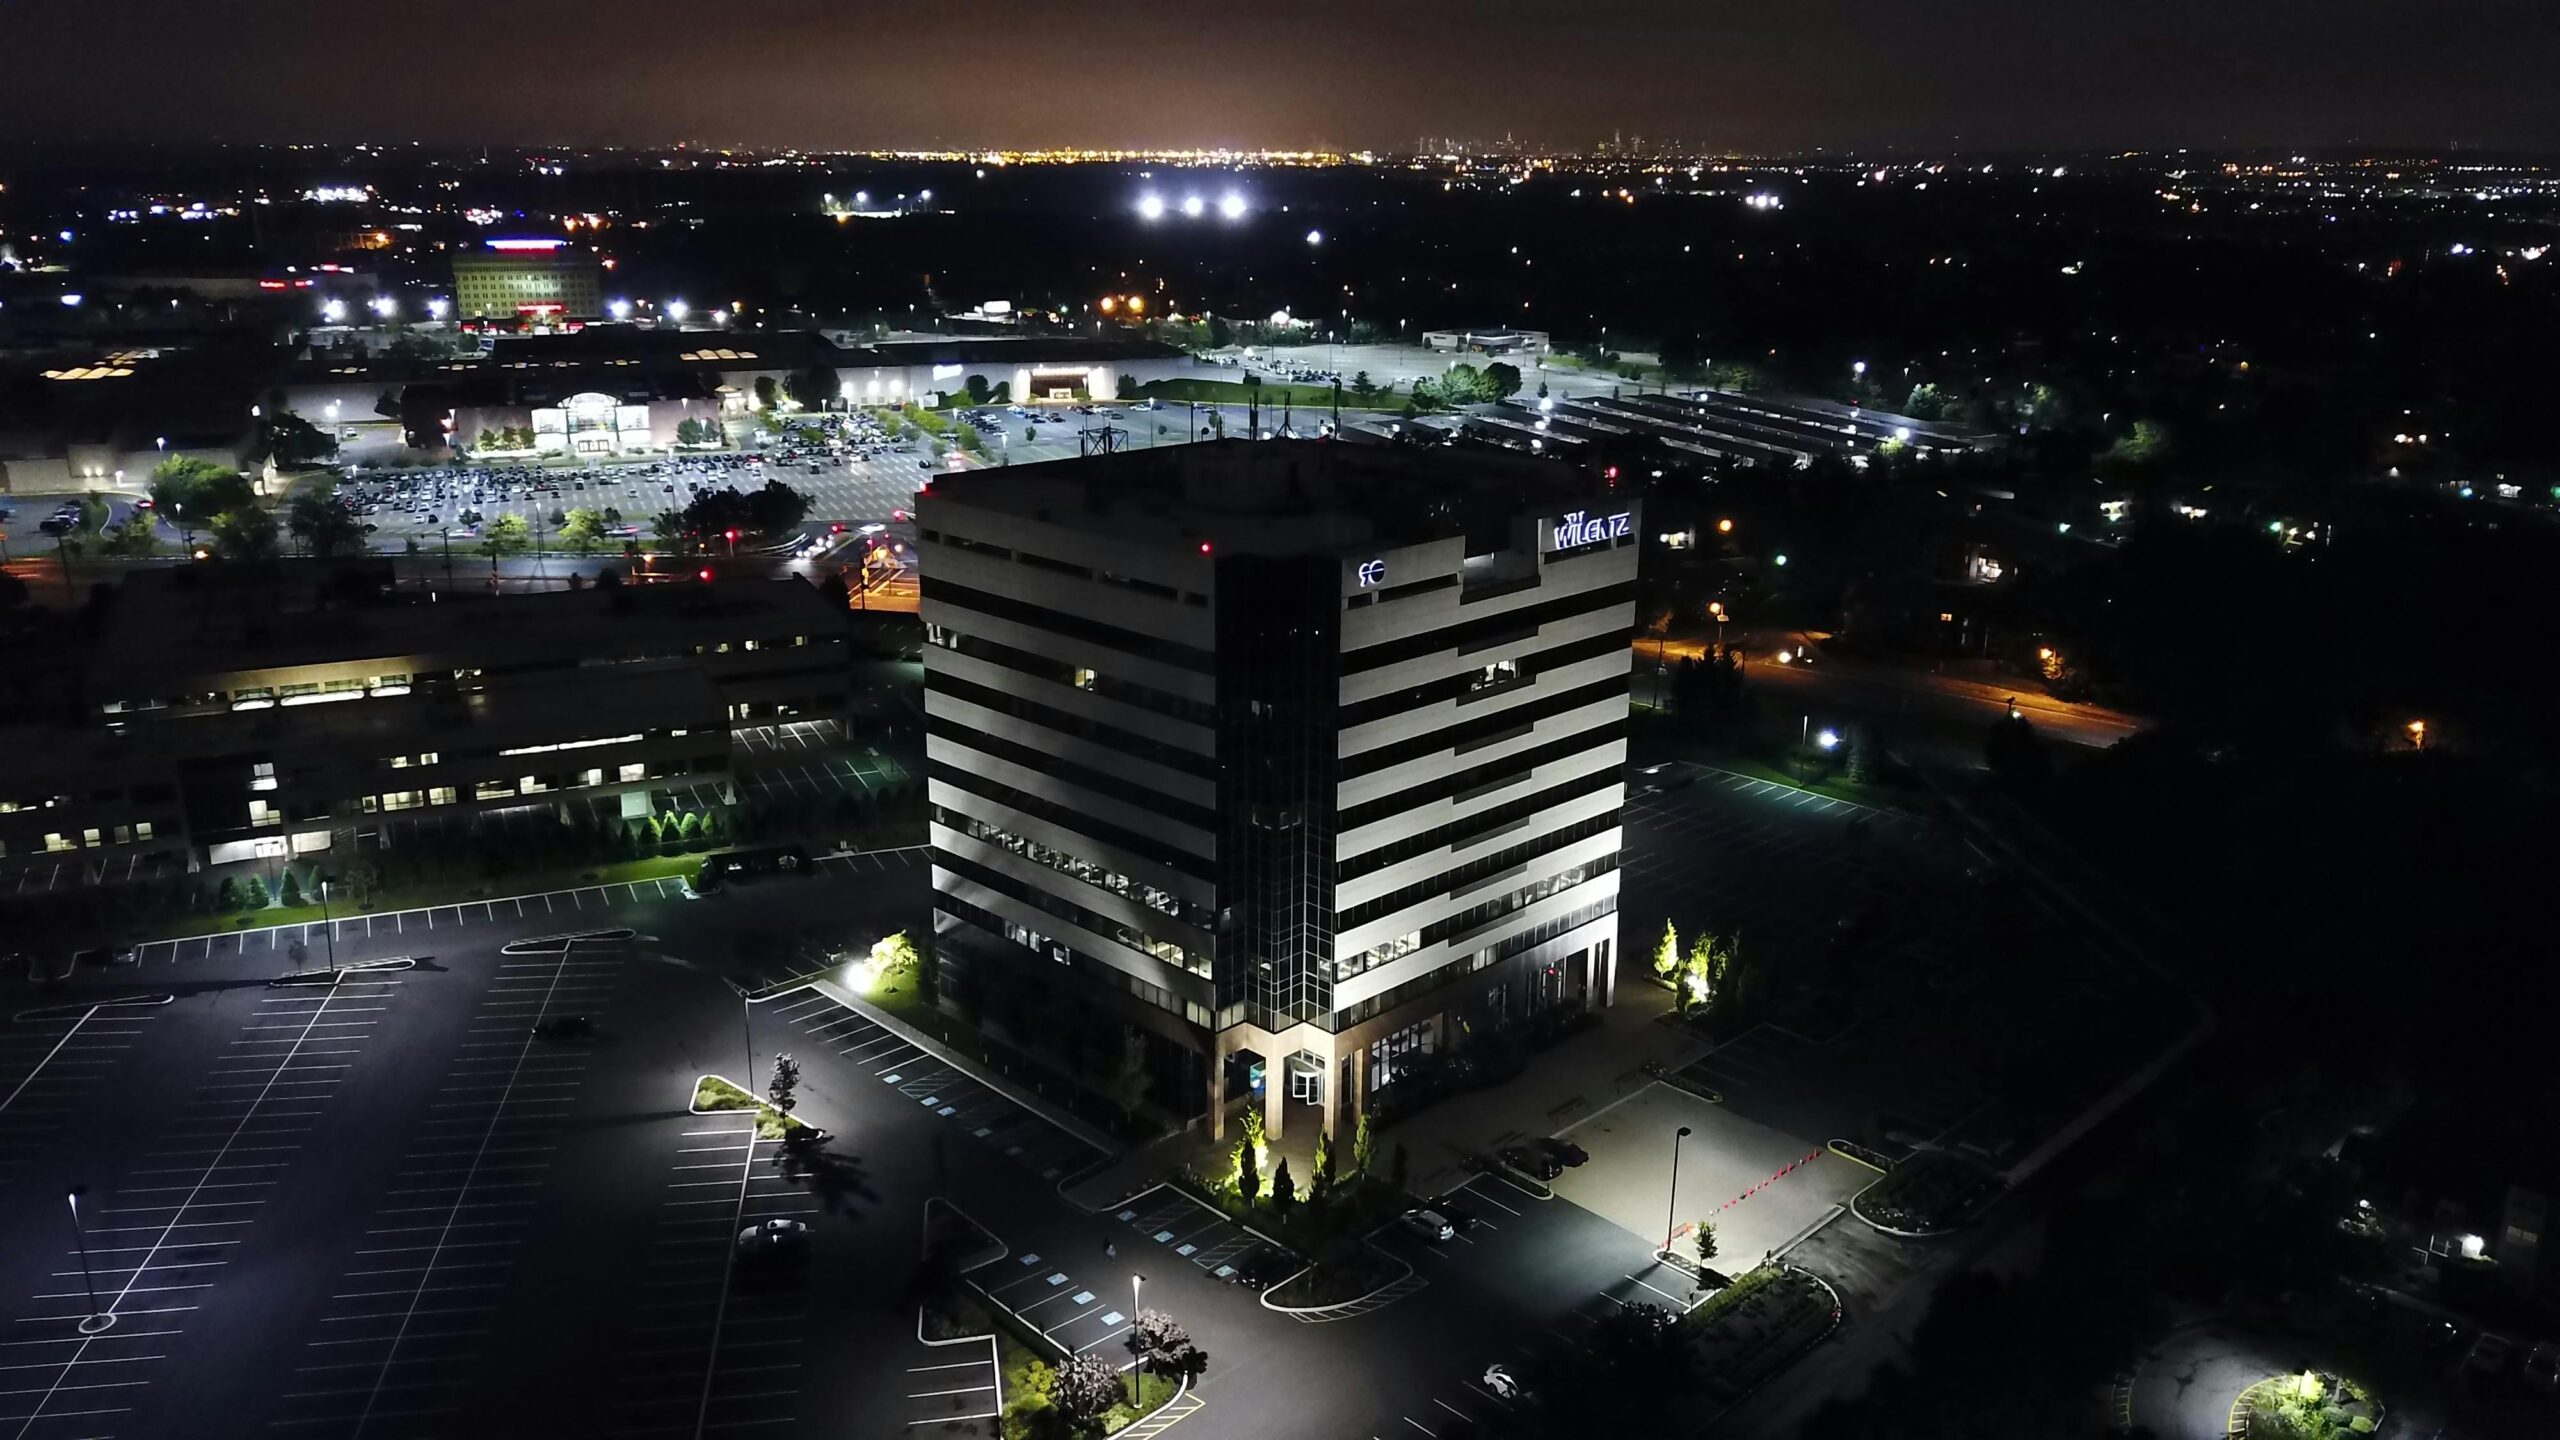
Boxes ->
[1643,634,2146,752]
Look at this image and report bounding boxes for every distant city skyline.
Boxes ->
[1,0,2555,154]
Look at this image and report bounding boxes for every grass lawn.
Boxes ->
[693,1074,815,1140]
[130,850,710,944]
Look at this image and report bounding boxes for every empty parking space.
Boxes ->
[607,1123,813,1438]
[1552,1085,1866,1272]
[264,935,626,1437]
[770,993,1102,1184]
[0,1001,163,1187]
[979,1250,1141,1360]
[902,1345,1001,1430]
[1110,1188,1273,1283]
[1,978,405,1438]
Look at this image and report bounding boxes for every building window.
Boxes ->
[618,762,646,783]
[82,828,103,848]
[112,824,133,844]
[428,786,458,806]
[46,832,73,853]
[136,821,154,841]
[251,761,278,793]
[249,799,280,827]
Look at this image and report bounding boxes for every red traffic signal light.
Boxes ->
[724,528,739,542]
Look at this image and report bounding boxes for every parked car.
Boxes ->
[736,1218,810,1260]
[72,946,138,967]
[530,1014,594,1040]
[2465,1332,2514,1377]
[1534,1136,1590,1168]
[1397,1209,1456,1242]
[2523,1341,2558,1392]
[1481,1364,1524,1402]
[1431,1196,1482,1233]
[1499,1145,1564,1181]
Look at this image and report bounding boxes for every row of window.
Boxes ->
[1337,626,1630,730]
[924,717,1219,835]
[928,626,1218,728]
[1338,717,1628,833]
[935,847,1214,978]
[1339,674,1628,780]
[1330,893,1619,1032]
[1338,761,1622,879]
[928,762,1215,883]
[922,577,1217,672]
[926,670,1217,781]
[1340,579,1638,675]
[938,808,1213,930]
[1420,855,1616,950]
[936,894,1216,1030]
[357,756,713,813]
[0,819,158,857]
[930,530,1210,608]
[1338,809,1621,934]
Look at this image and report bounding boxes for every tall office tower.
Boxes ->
[918,442,1637,1143]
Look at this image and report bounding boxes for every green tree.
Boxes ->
[1352,1110,1376,1178]
[216,876,242,911]
[261,410,339,468]
[1131,1308,1203,1379]
[1241,1106,1265,1155]
[1312,1125,1336,1201]
[559,506,607,554]
[209,504,281,562]
[651,509,690,547]
[149,456,256,525]
[287,483,366,558]
[1350,370,1378,403]
[1694,1218,1719,1267]
[1652,921,1681,980]
[964,373,993,405]
[1483,361,1524,400]
[2106,419,2171,465]
[1234,1140,1259,1203]
[768,1053,801,1115]
[1268,1156,1296,1223]
[785,363,838,411]
[477,427,500,451]
[1902,382,1952,420]
[101,508,161,557]
[1683,933,1735,1013]
[1048,1354,1122,1432]
[752,375,780,411]
[278,870,305,908]
[477,513,531,572]
[243,874,270,909]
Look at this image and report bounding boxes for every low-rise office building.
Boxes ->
[919,442,1637,1142]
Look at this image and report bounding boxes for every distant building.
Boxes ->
[1421,328,1551,357]
[918,442,1637,1143]
[451,239,604,323]
[0,562,848,880]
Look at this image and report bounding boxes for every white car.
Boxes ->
[1481,1365,1522,1401]
[736,1218,809,1260]
[1397,1209,1455,1242]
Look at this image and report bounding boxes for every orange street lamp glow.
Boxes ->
[1717,518,1735,534]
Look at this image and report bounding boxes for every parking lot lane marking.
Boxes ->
[1404,1419,1438,1437]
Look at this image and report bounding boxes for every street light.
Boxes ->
[666,298,689,321]
[2406,719,2427,751]
[318,876,338,970]
[68,1186,113,1333]
[1662,1127,1693,1264]
[1128,1273,1147,1401]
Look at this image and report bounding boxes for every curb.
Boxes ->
[1258,1241,1414,1317]
[1825,1139,1891,1174]
[1697,1265,1847,1432]
[1844,1183,1966,1239]
[914,1198,1007,1426]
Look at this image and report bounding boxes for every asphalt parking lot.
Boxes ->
[1553,1083,1865,1273]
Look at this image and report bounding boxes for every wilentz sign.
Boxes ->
[1549,510,1631,551]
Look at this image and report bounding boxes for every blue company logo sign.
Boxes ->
[1550,510,1632,550]
[1356,559,1386,587]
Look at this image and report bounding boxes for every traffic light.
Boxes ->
[724,528,739,543]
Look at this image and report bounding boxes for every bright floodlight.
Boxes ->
[1181,195,1206,218]
[1306,229,1323,245]
[1137,193,1167,221]
[608,298,632,320]
[370,295,398,319]
[1817,729,1841,751]
[426,297,449,319]
[321,298,347,322]
[1893,425,1911,441]
[666,298,689,320]
[1852,360,1867,376]
[919,189,933,201]
[1218,192,1247,221]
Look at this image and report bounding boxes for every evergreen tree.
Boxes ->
[278,870,305,908]
[1235,1140,1259,1204]
[243,874,270,909]
[1352,1110,1376,1178]
[1269,1157,1296,1223]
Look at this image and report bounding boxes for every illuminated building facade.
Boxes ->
[918,443,1637,1141]
[451,239,604,322]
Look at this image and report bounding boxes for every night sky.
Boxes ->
[1,0,2554,153]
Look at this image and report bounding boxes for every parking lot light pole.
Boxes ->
[318,877,338,969]
[69,1186,112,1333]
[1662,1126,1693,1264]
[1128,1274,1146,1401]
